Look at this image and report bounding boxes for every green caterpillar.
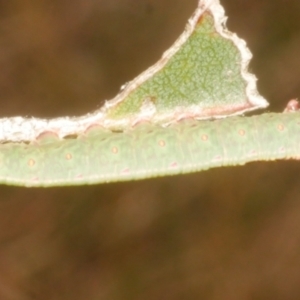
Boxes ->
[0,112,298,187]
[0,0,298,187]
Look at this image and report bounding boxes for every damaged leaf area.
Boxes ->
[103,6,268,126]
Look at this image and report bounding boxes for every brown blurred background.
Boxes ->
[0,0,300,299]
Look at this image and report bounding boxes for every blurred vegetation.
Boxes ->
[0,0,300,299]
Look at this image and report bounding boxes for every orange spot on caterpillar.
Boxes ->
[170,162,178,168]
[158,140,166,147]
[65,153,72,160]
[277,124,284,131]
[112,147,118,154]
[201,134,208,141]
[28,159,35,167]
[238,129,246,136]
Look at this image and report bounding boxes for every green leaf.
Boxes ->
[102,0,268,127]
